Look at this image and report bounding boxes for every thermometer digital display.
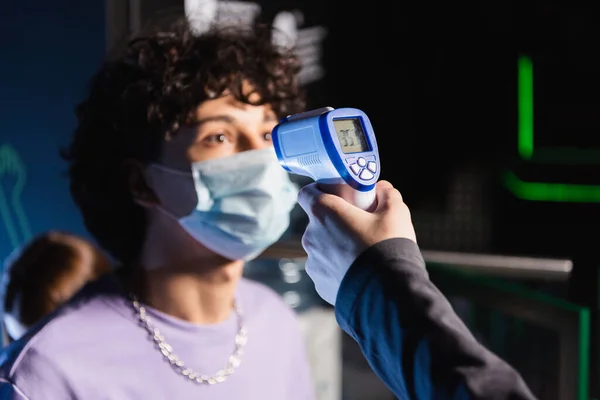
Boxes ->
[272,107,380,210]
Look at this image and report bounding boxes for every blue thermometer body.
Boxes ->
[272,107,380,210]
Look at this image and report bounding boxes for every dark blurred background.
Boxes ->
[2,0,600,398]
[4,0,600,264]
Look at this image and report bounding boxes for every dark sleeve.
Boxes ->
[334,238,538,400]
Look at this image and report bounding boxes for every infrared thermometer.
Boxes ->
[272,107,380,211]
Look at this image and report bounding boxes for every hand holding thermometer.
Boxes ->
[272,107,380,211]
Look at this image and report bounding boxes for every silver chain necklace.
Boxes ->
[131,296,248,385]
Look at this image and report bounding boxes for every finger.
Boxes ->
[298,182,354,217]
[374,181,403,212]
[376,180,401,201]
[376,180,394,191]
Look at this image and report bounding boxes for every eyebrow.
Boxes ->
[194,115,235,126]
[194,113,277,126]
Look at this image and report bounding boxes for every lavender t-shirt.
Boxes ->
[0,275,315,400]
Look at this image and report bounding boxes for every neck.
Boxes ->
[124,212,244,324]
[136,266,242,324]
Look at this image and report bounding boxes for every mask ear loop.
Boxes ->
[131,163,189,211]
[143,163,205,221]
[131,192,182,222]
[136,165,189,222]
[148,163,193,176]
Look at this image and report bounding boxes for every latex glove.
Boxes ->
[297,180,417,305]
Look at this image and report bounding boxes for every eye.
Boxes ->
[204,133,229,144]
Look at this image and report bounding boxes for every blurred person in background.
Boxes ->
[0,231,112,345]
[0,18,314,400]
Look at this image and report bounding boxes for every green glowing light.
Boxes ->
[504,171,600,203]
[508,56,600,203]
[518,55,534,160]
[578,309,590,400]
[0,143,32,248]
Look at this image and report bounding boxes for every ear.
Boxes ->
[122,159,159,208]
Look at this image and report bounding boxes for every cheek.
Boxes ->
[161,129,198,170]
[187,143,238,162]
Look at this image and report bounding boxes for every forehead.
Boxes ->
[193,92,274,121]
[193,80,273,120]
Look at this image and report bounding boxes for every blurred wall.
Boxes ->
[0,0,106,260]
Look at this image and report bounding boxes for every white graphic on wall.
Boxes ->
[184,0,327,85]
[185,0,260,35]
[272,10,327,85]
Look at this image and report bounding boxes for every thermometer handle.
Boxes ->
[318,183,377,212]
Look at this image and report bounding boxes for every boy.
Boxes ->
[0,19,314,400]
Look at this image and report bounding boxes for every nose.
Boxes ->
[238,132,271,152]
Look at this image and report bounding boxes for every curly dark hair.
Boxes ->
[60,18,305,265]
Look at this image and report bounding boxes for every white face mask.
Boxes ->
[146,148,299,261]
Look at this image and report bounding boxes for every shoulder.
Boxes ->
[0,274,128,385]
[237,278,292,312]
[237,278,300,329]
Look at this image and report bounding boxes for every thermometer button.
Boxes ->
[357,157,367,167]
[367,161,377,173]
[349,163,361,175]
[359,169,374,180]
